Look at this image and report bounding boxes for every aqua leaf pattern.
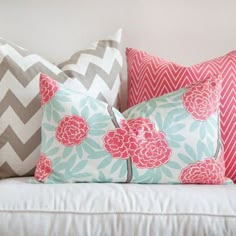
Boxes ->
[53,110,61,123]
[71,106,78,115]
[47,147,59,156]
[45,137,54,151]
[168,134,186,142]
[200,123,206,139]
[45,104,52,121]
[178,153,193,165]
[76,145,83,158]
[87,114,111,124]
[71,160,88,173]
[81,142,94,154]
[91,123,108,129]
[77,173,91,178]
[166,124,185,134]
[43,123,55,131]
[174,112,189,122]
[63,147,74,158]
[56,95,71,102]
[163,112,175,130]
[135,170,153,182]
[97,157,113,169]
[190,121,200,132]
[152,169,162,183]
[110,159,124,174]
[161,166,173,178]
[166,161,181,169]
[184,144,196,160]
[155,113,163,129]
[119,162,127,178]
[51,99,65,112]
[84,138,101,150]
[81,106,89,120]
[87,151,109,159]
[65,154,77,170]
[166,139,181,148]
[205,120,214,137]
[159,102,181,108]
[207,138,214,155]
[89,129,106,136]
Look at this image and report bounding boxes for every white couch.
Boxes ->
[0,177,236,236]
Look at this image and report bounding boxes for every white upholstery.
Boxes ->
[0,177,235,236]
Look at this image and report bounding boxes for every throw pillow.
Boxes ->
[0,38,67,179]
[0,30,123,179]
[58,29,123,108]
[126,48,236,182]
[36,73,227,184]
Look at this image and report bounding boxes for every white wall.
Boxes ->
[0,0,236,107]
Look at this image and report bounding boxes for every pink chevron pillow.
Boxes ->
[126,48,236,182]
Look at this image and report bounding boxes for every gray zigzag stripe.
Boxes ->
[0,91,40,123]
[0,127,41,161]
[63,61,122,90]
[0,162,35,179]
[0,56,68,86]
[58,40,120,67]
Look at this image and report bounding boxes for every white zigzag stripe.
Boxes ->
[0,108,42,143]
[0,144,40,175]
[61,47,122,75]
[0,44,62,73]
[64,75,121,105]
[0,71,39,106]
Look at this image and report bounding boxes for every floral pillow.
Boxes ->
[35,74,228,184]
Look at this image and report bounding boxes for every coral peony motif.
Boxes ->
[131,130,172,169]
[182,77,222,121]
[35,153,52,182]
[56,115,89,146]
[104,127,134,159]
[40,73,59,106]
[179,158,225,184]
[126,118,155,138]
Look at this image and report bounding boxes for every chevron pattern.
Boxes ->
[58,29,123,108]
[0,30,123,179]
[0,39,68,179]
[127,48,236,182]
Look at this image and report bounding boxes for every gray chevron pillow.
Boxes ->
[0,30,123,179]
[58,29,123,108]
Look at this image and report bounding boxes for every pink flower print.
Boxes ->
[131,130,172,169]
[179,157,225,184]
[35,153,52,182]
[56,115,89,146]
[40,73,59,106]
[103,127,133,159]
[182,77,222,121]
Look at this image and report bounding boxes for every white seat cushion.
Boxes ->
[0,177,235,236]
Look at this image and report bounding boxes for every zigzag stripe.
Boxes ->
[0,108,41,142]
[0,91,40,123]
[63,60,122,90]
[63,48,122,75]
[0,70,39,104]
[0,144,40,175]
[0,127,41,161]
[127,48,236,181]
[0,55,67,86]
[0,44,63,74]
